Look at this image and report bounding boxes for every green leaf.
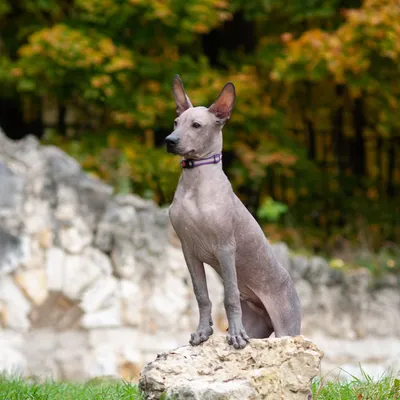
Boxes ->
[257,197,288,222]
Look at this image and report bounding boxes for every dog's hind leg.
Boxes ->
[240,299,274,339]
[256,279,301,337]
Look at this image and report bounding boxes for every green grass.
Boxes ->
[312,370,400,400]
[0,376,144,400]
[0,372,399,400]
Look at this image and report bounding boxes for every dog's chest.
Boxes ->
[169,193,213,235]
[169,189,226,261]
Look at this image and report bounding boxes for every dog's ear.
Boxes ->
[173,75,193,116]
[208,82,236,124]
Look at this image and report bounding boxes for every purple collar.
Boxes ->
[181,153,222,169]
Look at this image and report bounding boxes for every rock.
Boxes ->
[365,288,400,337]
[14,269,48,305]
[89,328,140,351]
[0,276,32,331]
[58,216,92,254]
[23,329,60,380]
[305,256,343,286]
[0,330,27,376]
[0,134,41,170]
[95,202,137,277]
[0,228,30,276]
[119,280,142,326]
[81,297,121,329]
[23,200,52,235]
[22,236,47,269]
[29,292,83,330]
[294,279,313,310]
[111,239,137,279]
[54,330,90,381]
[80,276,118,313]
[88,328,142,379]
[0,163,25,211]
[114,194,155,210]
[76,174,113,230]
[62,254,97,300]
[84,346,118,378]
[42,146,81,183]
[289,254,309,281]
[139,335,323,400]
[46,247,66,291]
[62,248,112,301]
[145,273,188,333]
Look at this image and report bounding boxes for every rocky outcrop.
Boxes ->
[0,129,399,381]
[273,243,400,339]
[0,130,225,380]
[139,335,323,400]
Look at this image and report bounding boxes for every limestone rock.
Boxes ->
[139,335,323,400]
[29,293,83,330]
[84,346,118,378]
[119,280,142,326]
[22,236,47,269]
[81,298,121,329]
[0,228,30,276]
[0,163,25,211]
[58,216,92,254]
[305,256,343,286]
[62,248,112,301]
[54,330,90,381]
[46,247,66,291]
[145,273,188,332]
[14,269,48,305]
[0,330,27,375]
[289,254,309,281]
[80,276,118,313]
[0,276,31,331]
[111,239,137,279]
[76,174,113,230]
[23,330,60,379]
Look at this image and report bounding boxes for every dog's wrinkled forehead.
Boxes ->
[177,106,213,125]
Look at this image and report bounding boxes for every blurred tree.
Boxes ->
[0,0,399,255]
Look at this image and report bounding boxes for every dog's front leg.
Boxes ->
[182,245,213,345]
[217,246,249,349]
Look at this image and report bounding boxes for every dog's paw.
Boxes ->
[189,326,213,346]
[227,325,249,349]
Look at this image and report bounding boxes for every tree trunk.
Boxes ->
[351,96,366,177]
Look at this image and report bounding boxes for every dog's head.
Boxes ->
[165,75,235,159]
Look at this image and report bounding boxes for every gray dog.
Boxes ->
[165,75,301,349]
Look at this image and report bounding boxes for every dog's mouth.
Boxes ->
[166,143,179,154]
[166,145,195,158]
[183,149,195,158]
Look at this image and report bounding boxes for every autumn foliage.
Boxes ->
[0,0,399,257]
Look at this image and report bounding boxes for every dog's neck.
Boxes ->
[180,153,222,169]
[180,161,225,187]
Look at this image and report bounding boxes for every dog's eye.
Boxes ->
[192,122,201,129]
[174,120,178,128]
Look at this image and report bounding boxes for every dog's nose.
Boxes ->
[165,136,179,146]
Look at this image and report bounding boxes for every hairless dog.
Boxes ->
[165,75,301,349]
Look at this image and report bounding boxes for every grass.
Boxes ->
[313,369,400,400]
[0,371,399,400]
[0,376,144,400]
